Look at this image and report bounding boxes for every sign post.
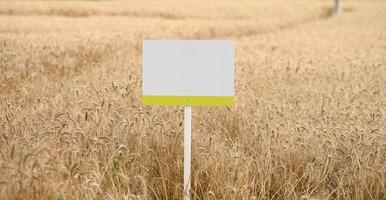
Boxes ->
[142,40,234,199]
[183,106,191,200]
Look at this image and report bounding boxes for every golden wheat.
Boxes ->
[0,0,385,199]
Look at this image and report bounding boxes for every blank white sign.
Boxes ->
[142,40,234,106]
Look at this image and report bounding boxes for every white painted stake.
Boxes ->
[183,106,192,200]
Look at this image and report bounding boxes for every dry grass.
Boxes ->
[0,0,385,199]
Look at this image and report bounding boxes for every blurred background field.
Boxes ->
[0,0,385,199]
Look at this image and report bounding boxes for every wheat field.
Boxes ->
[0,0,385,199]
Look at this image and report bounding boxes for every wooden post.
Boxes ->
[334,0,341,14]
[183,106,191,200]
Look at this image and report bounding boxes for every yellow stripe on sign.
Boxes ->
[142,96,233,106]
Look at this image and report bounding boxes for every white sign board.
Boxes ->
[142,40,234,106]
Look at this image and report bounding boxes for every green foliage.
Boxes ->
[113,153,123,172]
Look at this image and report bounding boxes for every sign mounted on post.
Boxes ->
[142,40,234,106]
[142,40,234,200]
